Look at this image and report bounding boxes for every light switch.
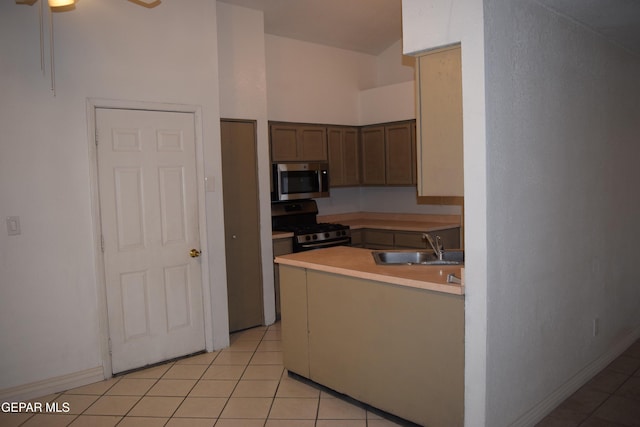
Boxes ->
[6,216,21,236]
[205,176,215,192]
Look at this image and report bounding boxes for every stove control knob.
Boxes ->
[324,232,330,238]
[313,235,318,240]
[305,236,311,241]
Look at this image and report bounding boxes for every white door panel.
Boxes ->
[96,108,205,374]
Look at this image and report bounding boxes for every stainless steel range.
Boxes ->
[271,200,351,252]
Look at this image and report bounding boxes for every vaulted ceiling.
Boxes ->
[217,0,640,57]
[217,0,402,55]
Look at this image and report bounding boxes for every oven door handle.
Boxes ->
[299,238,351,249]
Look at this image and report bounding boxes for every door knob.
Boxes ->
[189,249,201,258]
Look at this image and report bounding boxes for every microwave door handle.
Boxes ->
[318,169,326,192]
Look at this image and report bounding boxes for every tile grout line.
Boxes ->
[212,326,268,425]
[580,362,637,426]
[59,366,130,426]
[161,349,223,424]
[112,373,163,426]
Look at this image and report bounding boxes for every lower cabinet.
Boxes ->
[280,266,464,427]
[349,229,363,248]
[272,238,293,319]
[359,227,461,250]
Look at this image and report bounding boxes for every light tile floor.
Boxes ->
[2,324,638,427]
[0,322,403,427]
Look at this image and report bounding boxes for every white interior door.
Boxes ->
[96,108,205,374]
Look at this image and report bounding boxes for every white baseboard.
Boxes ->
[512,326,640,427]
[0,367,105,402]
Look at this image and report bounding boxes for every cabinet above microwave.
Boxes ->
[270,123,328,162]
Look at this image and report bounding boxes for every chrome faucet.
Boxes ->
[423,233,444,261]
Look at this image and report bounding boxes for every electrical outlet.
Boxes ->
[593,317,600,337]
[6,216,21,236]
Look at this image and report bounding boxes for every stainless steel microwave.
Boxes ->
[271,162,330,201]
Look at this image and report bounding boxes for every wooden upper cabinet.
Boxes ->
[270,123,327,162]
[299,126,327,161]
[360,126,386,185]
[385,122,415,185]
[416,45,463,197]
[270,120,415,187]
[328,127,360,187]
[361,121,416,186]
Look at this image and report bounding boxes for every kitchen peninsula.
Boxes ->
[275,246,464,427]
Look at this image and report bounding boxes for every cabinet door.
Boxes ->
[270,124,299,161]
[221,120,264,332]
[362,229,394,249]
[423,228,461,250]
[385,122,415,185]
[328,127,360,187]
[411,121,417,184]
[393,231,426,249]
[416,45,463,196]
[270,124,327,162]
[299,126,327,161]
[360,126,386,185]
[342,128,360,186]
[349,229,363,247]
[328,128,345,186]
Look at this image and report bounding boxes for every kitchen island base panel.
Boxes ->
[280,266,311,378]
[280,265,464,427]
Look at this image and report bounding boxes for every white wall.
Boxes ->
[265,34,414,216]
[265,35,416,126]
[401,1,488,424]
[484,0,640,425]
[219,9,426,313]
[0,0,226,397]
[216,3,276,326]
[359,81,415,125]
[376,39,416,86]
[404,0,640,425]
[264,35,432,216]
[265,35,377,125]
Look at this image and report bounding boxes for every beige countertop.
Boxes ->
[274,246,464,295]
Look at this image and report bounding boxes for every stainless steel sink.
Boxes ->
[372,250,464,266]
